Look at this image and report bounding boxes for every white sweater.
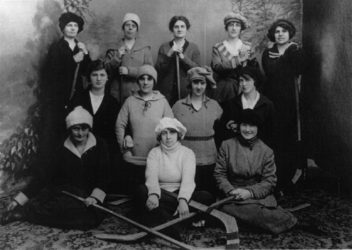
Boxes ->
[145,142,196,201]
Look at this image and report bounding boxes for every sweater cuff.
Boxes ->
[90,188,106,203]
[14,192,29,206]
[149,193,160,199]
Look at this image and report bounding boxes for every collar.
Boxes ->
[232,93,268,109]
[64,132,96,158]
[182,95,210,111]
[241,92,260,109]
[117,37,151,51]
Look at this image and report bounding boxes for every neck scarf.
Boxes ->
[238,134,258,150]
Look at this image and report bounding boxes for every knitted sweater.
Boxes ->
[173,95,223,165]
[145,142,196,201]
[115,91,173,165]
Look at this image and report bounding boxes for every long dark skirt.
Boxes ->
[221,202,297,234]
[23,187,105,230]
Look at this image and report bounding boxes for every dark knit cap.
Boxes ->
[239,109,262,127]
[267,19,296,42]
[238,66,262,89]
[59,12,84,33]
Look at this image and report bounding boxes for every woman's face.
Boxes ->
[226,21,242,39]
[123,21,138,39]
[63,22,79,38]
[138,75,154,95]
[274,26,290,45]
[240,123,258,140]
[191,79,206,97]
[173,20,187,39]
[90,69,108,91]
[70,124,90,144]
[239,75,256,94]
[160,128,178,147]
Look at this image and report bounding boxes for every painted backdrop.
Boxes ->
[0,0,302,194]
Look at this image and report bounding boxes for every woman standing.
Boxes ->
[220,66,275,148]
[115,65,173,191]
[1,106,110,230]
[155,16,201,105]
[214,109,297,234]
[135,117,214,239]
[262,19,304,190]
[39,12,91,172]
[172,67,222,195]
[211,12,254,104]
[105,13,153,103]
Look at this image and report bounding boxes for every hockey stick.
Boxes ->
[62,190,195,250]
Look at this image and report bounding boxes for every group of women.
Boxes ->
[0,10,305,238]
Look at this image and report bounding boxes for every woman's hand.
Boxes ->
[6,200,19,212]
[73,51,85,63]
[167,43,183,57]
[226,120,238,133]
[119,66,128,75]
[229,188,252,201]
[146,194,159,211]
[123,135,134,149]
[175,199,189,218]
[77,42,88,54]
[118,46,127,57]
[84,196,98,207]
[238,47,250,63]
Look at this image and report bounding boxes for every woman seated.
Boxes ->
[135,117,214,239]
[214,109,297,234]
[115,65,173,192]
[1,106,109,230]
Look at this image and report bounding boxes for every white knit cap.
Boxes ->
[122,13,141,30]
[65,106,93,129]
[155,117,187,139]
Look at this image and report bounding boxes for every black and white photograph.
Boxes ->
[0,0,351,249]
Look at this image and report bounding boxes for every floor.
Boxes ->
[0,168,351,249]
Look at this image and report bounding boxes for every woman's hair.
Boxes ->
[70,123,91,131]
[238,66,262,90]
[168,16,191,32]
[187,78,211,92]
[157,128,182,142]
[86,60,107,79]
[267,19,296,42]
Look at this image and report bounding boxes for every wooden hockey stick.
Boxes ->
[62,190,195,250]
[95,195,236,242]
[165,191,239,249]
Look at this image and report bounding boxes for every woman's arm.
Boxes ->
[214,143,234,195]
[145,148,161,198]
[178,149,196,202]
[211,46,233,75]
[90,139,110,203]
[155,44,173,73]
[115,99,130,153]
[163,99,174,118]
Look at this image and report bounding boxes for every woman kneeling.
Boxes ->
[214,109,297,234]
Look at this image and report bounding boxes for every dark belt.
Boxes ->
[183,135,214,141]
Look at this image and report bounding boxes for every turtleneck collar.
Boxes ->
[160,141,181,154]
[238,134,258,150]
